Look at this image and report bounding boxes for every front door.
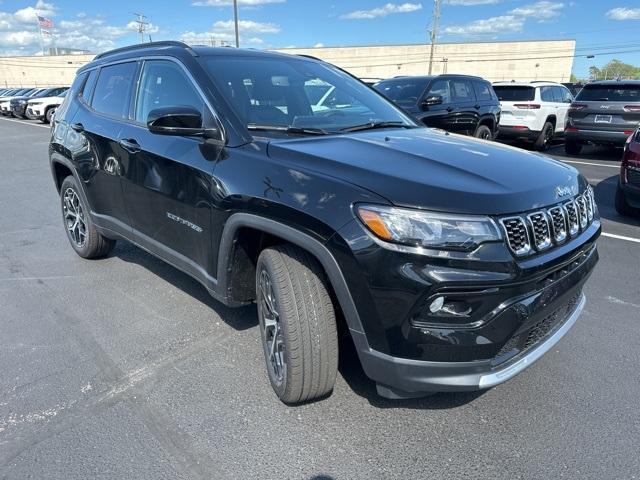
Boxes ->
[120,59,217,278]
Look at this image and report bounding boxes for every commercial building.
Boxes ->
[0,39,576,88]
[274,39,576,82]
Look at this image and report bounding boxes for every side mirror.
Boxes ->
[147,106,223,142]
[422,95,443,109]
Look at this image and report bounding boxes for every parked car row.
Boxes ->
[371,76,640,156]
[0,86,69,123]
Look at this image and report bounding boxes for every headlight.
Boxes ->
[356,204,502,251]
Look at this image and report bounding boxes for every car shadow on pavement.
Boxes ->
[112,241,258,331]
[593,174,640,228]
[336,335,486,410]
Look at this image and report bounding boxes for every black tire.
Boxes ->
[474,124,493,141]
[615,183,636,216]
[534,122,554,151]
[44,107,55,124]
[59,176,115,258]
[256,245,338,404]
[565,140,582,155]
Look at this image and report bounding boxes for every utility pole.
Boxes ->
[133,13,149,44]
[233,0,240,48]
[427,0,441,75]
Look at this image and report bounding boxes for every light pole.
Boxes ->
[427,0,441,75]
[233,0,240,48]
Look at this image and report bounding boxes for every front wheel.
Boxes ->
[256,245,338,404]
[565,140,582,155]
[44,107,56,124]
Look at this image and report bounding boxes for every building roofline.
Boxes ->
[274,38,577,50]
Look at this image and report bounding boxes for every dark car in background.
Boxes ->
[565,80,640,155]
[10,87,68,119]
[616,126,640,216]
[374,74,501,140]
[562,82,585,98]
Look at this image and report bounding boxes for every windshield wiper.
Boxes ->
[340,121,414,133]
[247,124,331,135]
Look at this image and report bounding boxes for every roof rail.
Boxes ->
[296,54,324,62]
[94,41,195,60]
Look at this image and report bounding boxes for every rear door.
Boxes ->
[572,83,640,133]
[119,58,216,276]
[448,77,479,135]
[69,61,138,231]
[554,86,573,132]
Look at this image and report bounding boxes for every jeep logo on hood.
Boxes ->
[556,185,576,198]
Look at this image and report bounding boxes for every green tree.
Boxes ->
[589,59,640,80]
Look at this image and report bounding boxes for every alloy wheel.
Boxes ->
[62,188,87,248]
[258,269,286,382]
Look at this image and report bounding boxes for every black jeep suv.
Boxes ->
[49,42,600,403]
[374,74,500,140]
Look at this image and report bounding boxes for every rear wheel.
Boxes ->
[474,124,493,141]
[534,122,554,151]
[615,184,636,216]
[565,140,582,155]
[256,245,338,404]
[60,176,115,258]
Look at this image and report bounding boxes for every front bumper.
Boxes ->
[10,104,27,117]
[566,128,631,146]
[26,106,44,119]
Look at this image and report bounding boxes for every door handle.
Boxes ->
[118,138,141,153]
[446,107,454,112]
[71,122,84,132]
[474,104,481,109]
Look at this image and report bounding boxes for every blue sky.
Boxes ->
[1,0,639,77]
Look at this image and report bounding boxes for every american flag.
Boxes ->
[37,16,53,29]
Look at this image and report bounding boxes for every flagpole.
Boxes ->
[35,13,45,55]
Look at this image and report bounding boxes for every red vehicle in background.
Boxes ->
[616,127,640,216]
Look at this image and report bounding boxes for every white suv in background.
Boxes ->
[26,89,68,123]
[493,81,574,151]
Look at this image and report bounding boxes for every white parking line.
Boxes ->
[0,117,50,129]
[560,159,620,169]
[602,232,640,244]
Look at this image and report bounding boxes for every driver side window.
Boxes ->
[135,60,205,124]
[426,79,451,104]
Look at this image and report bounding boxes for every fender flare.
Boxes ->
[217,213,367,338]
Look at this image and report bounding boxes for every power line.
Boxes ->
[133,12,149,44]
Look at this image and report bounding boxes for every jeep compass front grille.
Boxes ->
[500,191,595,257]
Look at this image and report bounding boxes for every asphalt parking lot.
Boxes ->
[1,117,639,480]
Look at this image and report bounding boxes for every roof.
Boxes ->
[586,80,640,86]
[378,74,486,83]
[493,81,561,87]
[83,41,315,72]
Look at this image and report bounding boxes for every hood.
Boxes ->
[10,96,30,103]
[27,96,63,105]
[266,128,584,215]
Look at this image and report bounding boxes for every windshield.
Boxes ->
[373,78,430,107]
[201,55,416,133]
[576,84,640,102]
[493,86,536,102]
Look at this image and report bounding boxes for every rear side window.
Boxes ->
[374,78,430,106]
[81,69,98,104]
[473,80,494,101]
[450,79,475,102]
[540,86,555,102]
[576,85,640,102]
[493,86,536,102]
[91,62,137,119]
[134,60,204,124]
